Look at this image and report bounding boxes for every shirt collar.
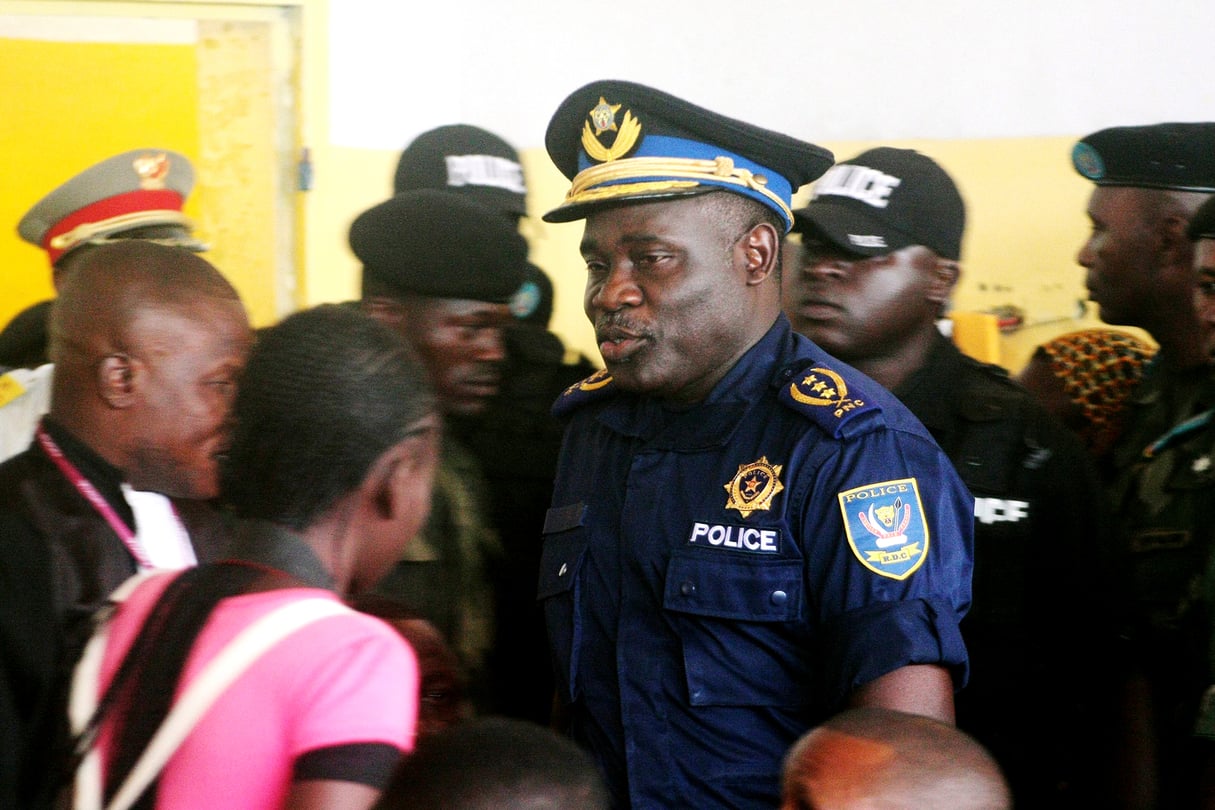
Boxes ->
[225,519,336,591]
[597,316,788,449]
[40,416,134,528]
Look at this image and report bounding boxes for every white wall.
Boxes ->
[328,0,1215,151]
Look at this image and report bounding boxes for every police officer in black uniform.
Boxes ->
[391,125,597,723]
[351,189,530,716]
[787,147,1114,806]
[1072,123,1215,807]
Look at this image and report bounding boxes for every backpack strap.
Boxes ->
[70,576,349,810]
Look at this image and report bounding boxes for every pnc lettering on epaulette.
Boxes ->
[779,363,882,438]
[552,368,616,417]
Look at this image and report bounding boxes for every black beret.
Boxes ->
[1188,194,1215,241]
[543,79,834,232]
[393,124,527,218]
[350,189,528,303]
[1072,122,1215,192]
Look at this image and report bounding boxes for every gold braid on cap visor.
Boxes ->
[563,155,793,224]
[47,210,194,251]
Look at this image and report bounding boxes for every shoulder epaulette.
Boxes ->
[953,356,1027,423]
[777,361,885,439]
[552,369,618,417]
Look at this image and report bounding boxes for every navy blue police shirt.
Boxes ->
[539,316,974,809]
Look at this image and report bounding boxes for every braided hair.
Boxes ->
[221,303,435,530]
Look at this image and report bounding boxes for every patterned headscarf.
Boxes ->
[1035,329,1156,450]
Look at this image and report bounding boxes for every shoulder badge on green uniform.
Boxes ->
[778,362,883,438]
[552,368,617,417]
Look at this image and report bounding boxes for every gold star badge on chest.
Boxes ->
[724,456,784,518]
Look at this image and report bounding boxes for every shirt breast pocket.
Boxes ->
[662,550,810,708]
[537,502,588,701]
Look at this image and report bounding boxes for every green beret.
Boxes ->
[350,189,528,303]
[1072,122,1215,192]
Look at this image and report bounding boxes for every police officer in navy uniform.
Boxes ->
[393,126,596,723]
[1071,123,1215,808]
[537,80,975,809]
[787,147,1113,806]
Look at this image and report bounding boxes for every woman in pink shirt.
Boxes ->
[76,305,441,810]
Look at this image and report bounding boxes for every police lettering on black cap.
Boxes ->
[793,147,966,261]
[394,125,528,219]
[17,148,205,267]
[543,79,834,232]
[350,189,529,304]
[1072,122,1215,192]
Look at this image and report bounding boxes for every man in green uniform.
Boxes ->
[1183,195,1215,803]
[1072,122,1215,807]
[349,189,528,713]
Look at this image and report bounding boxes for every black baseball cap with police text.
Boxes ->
[394,125,528,219]
[793,147,965,261]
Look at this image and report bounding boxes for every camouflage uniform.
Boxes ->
[1107,362,1215,805]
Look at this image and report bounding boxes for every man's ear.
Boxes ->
[362,448,404,521]
[1158,214,1195,269]
[739,222,780,285]
[927,258,960,305]
[97,353,137,408]
[365,439,426,521]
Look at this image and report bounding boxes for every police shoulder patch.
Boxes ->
[779,362,883,438]
[837,478,930,580]
[552,368,617,416]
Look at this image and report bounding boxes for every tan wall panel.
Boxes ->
[195,18,279,327]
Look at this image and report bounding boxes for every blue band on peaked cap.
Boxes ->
[543,79,834,232]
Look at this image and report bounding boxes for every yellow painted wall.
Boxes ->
[0,8,1135,375]
[0,24,283,332]
[302,136,1109,374]
[0,37,201,326]
[810,137,1115,372]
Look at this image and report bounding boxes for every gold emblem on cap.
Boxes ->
[589,97,622,134]
[133,152,170,190]
[790,367,867,418]
[724,456,784,518]
[582,96,642,163]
